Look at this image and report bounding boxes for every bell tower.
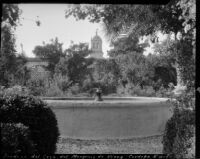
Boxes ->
[90,29,104,59]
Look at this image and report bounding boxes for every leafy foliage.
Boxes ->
[146,53,177,88]
[0,93,60,153]
[1,85,30,96]
[162,81,195,158]
[66,5,159,43]
[162,107,195,158]
[26,73,48,96]
[2,4,21,28]
[33,37,65,74]
[65,2,196,87]
[176,0,196,34]
[89,59,120,94]
[55,43,92,84]
[1,26,18,86]
[108,36,148,57]
[1,4,29,87]
[65,2,188,41]
[1,25,28,87]
[176,38,195,84]
[1,123,36,155]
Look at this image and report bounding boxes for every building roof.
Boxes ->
[92,35,102,42]
[91,30,102,42]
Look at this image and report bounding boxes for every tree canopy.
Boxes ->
[2,4,21,28]
[1,4,28,87]
[65,1,196,87]
[33,37,65,74]
[65,1,195,40]
[54,43,92,84]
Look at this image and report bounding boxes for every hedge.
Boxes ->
[1,123,36,155]
[0,94,60,153]
[162,107,195,158]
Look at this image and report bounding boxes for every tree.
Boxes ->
[1,4,28,87]
[2,4,21,28]
[115,53,154,87]
[33,37,65,75]
[65,1,196,87]
[1,4,33,87]
[107,35,153,88]
[146,53,177,89]
[152,34,194,86]
[1,26,17,86]
[90,59,120,93]
[1,4,20,86]
[108,35,149,58]
[54,43,91,85]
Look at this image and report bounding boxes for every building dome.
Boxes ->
[92,34,102,42]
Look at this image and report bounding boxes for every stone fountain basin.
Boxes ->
[43,97,173,140]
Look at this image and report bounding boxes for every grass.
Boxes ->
[56,135,163,154]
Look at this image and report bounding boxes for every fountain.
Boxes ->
[94,87,103,101]
[43,96,172,140]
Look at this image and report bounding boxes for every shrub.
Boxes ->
[1,85,30,96]
[116,85,126,95]
[54,75,72,92]
[143,86,156,97]
[162,87,195,159]
[81,78,95,95]
[0,94,60,153]
[162,108,195,158]
[26,72,51,96]
[117,83,156,97]
[1,123,36,155]
[26,78,46,96]
[100,84,117,95]
[44,82,65,97]
[67,83,81,95]
[124,83,139,96]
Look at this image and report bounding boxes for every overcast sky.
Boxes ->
[15,4,111,57]
[15,4,166,57]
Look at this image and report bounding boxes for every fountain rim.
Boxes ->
[42,96,172,108]
[41,96,170,101]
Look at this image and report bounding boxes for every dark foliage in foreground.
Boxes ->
[0,94,60,153]
[1,123,36,155]
[162,90,195,158]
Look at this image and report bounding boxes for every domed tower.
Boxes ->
[90,29,104,59]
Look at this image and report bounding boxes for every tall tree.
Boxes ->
[91,59,120,85]
[54,43,92,84]
[108,35,149,58]
[107,34,152,87]
[1,25,17,86]
[65,1,196,87]
[33,37,65,74]
[1,4,28,86]
[2,4,21,28]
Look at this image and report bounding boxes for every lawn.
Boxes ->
[56,135,163,154]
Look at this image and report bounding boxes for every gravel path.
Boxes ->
[56,135,163,154]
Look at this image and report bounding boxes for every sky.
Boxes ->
[15,4,167,58]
